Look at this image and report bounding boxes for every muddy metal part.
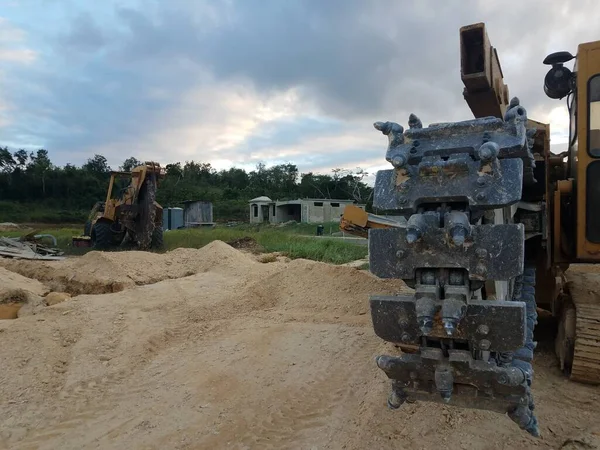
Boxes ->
[368,98,539,436]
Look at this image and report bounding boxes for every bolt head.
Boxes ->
[480,147,493,160]
[476,248,488,259]
[477,324,490,335]
[443,321,456,336]
[476,192,487,201]
[401,332,412,343]
[396,250,405,258]
[476,177,487,186]
[391,155,407,168]
[479,339,491,350]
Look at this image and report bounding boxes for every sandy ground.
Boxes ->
[1,241,600,450]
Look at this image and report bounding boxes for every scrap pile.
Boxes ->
[0,234,65,260]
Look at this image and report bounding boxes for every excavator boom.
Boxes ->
[460,23,510,119]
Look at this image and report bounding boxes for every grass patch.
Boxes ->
[164,226,366,264]
[0,222,367,265]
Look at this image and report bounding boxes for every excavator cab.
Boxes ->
[542,41,600,261]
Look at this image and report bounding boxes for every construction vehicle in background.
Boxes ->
[77,161,165,251]
[340,22,600,437]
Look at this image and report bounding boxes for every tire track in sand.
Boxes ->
[9,281,222,450]
[201,329,375,450]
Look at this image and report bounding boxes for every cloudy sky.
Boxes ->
[1,0,598,180]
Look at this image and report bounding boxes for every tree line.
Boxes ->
[0,147,373,223]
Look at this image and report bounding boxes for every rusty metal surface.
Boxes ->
[373,157,524,213]
[370,295,526,351]
[368,224,524,281]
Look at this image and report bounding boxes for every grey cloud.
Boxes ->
[59,11,106,52]
[2,0,600,171]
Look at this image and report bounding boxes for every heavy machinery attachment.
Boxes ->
[339,19,600,439]
[78,161,165,251]
[364,100,540,436]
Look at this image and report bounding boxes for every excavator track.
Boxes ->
[560,270,600,384]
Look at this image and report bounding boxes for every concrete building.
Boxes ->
[249,196,365,224]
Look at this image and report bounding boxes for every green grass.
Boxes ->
[163,226,367,264]
[1,222,368,265]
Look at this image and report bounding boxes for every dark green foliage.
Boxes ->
[0,147,373,222]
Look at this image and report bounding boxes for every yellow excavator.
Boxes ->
[77,161,165,250]
[341,22,600,437]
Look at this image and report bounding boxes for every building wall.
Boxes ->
[250,202,274,223]
[184,201,213,225]
[275,203,301,222]
[250,199,365,224]
[304,200,361,223]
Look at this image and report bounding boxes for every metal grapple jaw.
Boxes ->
[371,294,538,436]
[368,102,540,437]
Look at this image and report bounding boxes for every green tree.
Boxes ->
[27,149,52,196]
[13,149,28,168]
[83,154,110,174]
[120,157,142,172]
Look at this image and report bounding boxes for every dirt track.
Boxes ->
[1,241,600,449]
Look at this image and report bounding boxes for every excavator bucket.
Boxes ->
[368,99,539,436]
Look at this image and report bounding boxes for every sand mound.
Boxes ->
[0,267,50,319]
[0,240,259,296]
[245,258,410,316]
[1,255,133,295]
[1,247,600,449]
[0,266,48,299]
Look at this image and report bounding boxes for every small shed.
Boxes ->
[182,200,214,227]
[249,196,273,224]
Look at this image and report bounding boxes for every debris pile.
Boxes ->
[226,236,264,253]
[0,235,65,260]
[0,222,20,232]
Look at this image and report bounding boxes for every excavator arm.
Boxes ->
[460,23,510,119]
